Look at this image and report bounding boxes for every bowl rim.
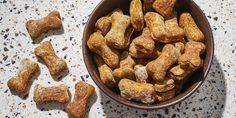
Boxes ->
[82,0,214,110]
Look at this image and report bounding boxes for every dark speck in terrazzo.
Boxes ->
[4,47,9,51]
[213,17,218,21]
[80,76,85,81]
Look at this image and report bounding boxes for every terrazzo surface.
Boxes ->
[0,0,235,117]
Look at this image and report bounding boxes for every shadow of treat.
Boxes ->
[32,26,65,44]
[52,67,70,81]
[99,55,226,118]
[9,68,41,100]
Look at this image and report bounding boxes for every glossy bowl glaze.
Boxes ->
[82,0,214,109]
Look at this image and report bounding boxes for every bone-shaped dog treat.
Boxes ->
[133,28,155,54]
[87,32,120,68]
[118,79,156,104]
[7,58,39,93]
[146,44,180,82]
[165,18,185,42]
[105,12,132,49]
[134,65,149,83]
[129,28,157,59]
[145,12,166,41]
[130,0,144,31]
[168,65,196,94]
[95,9,123,36]
[156,88,175,102]
[152,0,176,17]
[178,41,205,69]
[66,81,95,118]
[94,54,117,89]
[113,51,136,82]
[179,12,205,42]
[26,11,62,40]
[154,77,175,92]
[143,0,155,12]
[35,41,67,76]
[33,84,69,105]
[95,16,111,36]
[145,12,185,43]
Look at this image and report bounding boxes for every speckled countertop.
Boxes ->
[0,0,235,117]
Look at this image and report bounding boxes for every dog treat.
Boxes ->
[118,79,156,104]
[165,18,185,42]
[66,81,95,118]
[143,0,155,12]
[145,12,166,41]
[133,28,155,54]
[33,84,69,105]
[7,58,39,93]
[146,44,180,82]
[105,12,132,49]
[94,55,116,89]
[26,11,62,40]
[35,41,67,76]
[95,9,123,36]
[130,0,144,31]
[178,41,205,69]
[129,42,159,59]
[134,65,149,83]
[95,16,111,36]
[152,0,176,17]
[154,77,175,92]
[145,13,184,43]
[87,32,120,68]
[168,65,194,93]
[156,88,175,102]
[179,12,205,42]
[174,42,185,54]
[113,51,136,82]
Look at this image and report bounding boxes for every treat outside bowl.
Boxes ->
[82,0,214,109]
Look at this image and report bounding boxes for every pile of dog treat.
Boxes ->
[7,11,94,118]
[87,0,206,104]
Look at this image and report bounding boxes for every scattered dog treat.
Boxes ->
[130,0,144,31]
[87,32,120,68]
[33,84,69,105]
[179,12,205,42]
[26,11,62,40]
[34,41,67,76]
[66,81,95,118]
[118,79,156,104]
[8,58,39,93]
[94,54,117,89]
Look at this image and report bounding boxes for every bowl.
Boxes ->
[82,0,214,109]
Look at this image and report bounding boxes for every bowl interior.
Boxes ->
[82,0,213,109]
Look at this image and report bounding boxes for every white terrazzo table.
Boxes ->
[0,0,235,117]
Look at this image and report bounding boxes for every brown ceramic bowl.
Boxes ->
[82,0,214,109]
